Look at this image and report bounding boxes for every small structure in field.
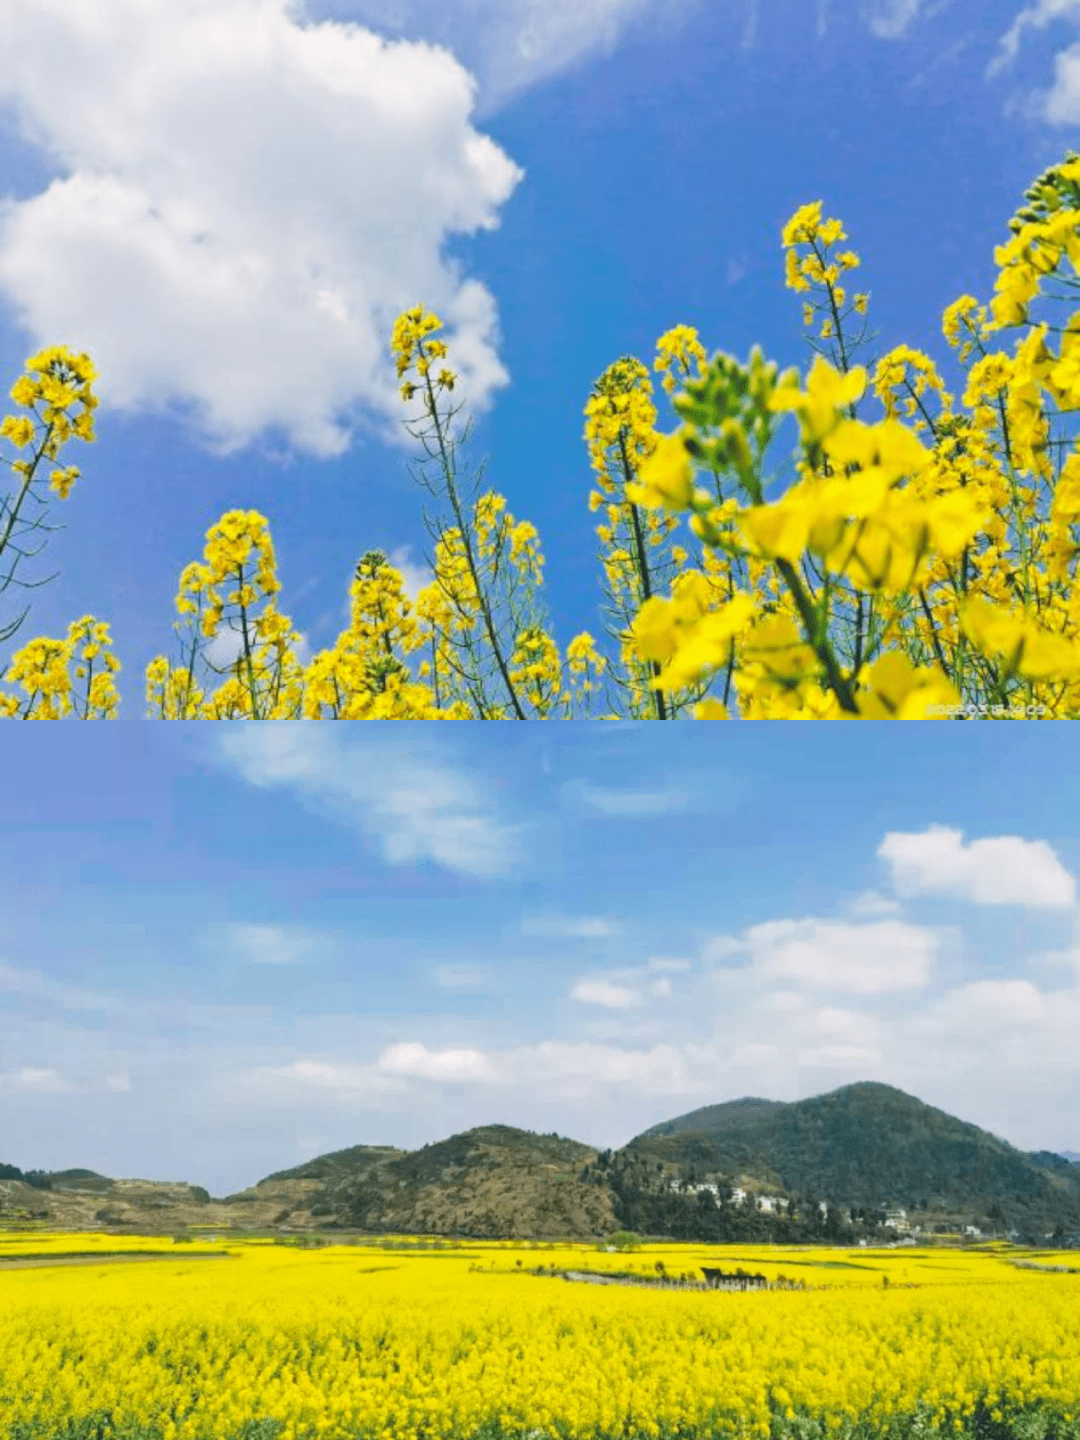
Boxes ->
[701,1265,767,1290]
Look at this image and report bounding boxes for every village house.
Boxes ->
[884,1209,911,1232]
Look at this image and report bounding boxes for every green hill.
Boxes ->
[620,1082,1080,1237]
[4,1084,1079,1245]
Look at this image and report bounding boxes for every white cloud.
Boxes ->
[105,1072,132,1093]
[702,935,742,964]
[434,964,490,989]
[737,917,936,993]
[252,1058,411,1096]
[0,962,124,1012]
[914,978,1050,1033]
[378,1042,497,1082]
[807,1005,881,1042]
[1042,44,1080,122]
[515,1039,698,1092]
[987,0,1080,122]
[796,1042,882,1067]
[0,1067,72,1094]
[848,890,903,918]
[202,622,314,675]
[254,1037,705,1099]
[879,825,1077,908]
[570,979,642,1008]
[860,0,927,39]
[760,990,804,1014]
[201,922,323,965]
[0,0,523,461]
[213,726,522,879]
[566,780,689,817]
[646,957,692,973]
[387,545,434,604]
[990,0,1080,74]
[322,0,705,117]
[521,915,618,939]
[648,977,672,997]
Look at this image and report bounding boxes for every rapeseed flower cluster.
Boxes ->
[9,153,1080,716]
[0,1237,1078,1440]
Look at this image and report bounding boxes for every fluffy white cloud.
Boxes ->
[213,726,523,878]
[0,0,523,460]
[257,1037,704,1098]
[714,917,936,994]
[379,1042,497,1082]
[913,978,1050,1034]
[879,825,1077,908]
[570,979,642,1008]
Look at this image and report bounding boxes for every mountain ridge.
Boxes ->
[3,1082,1078,1245]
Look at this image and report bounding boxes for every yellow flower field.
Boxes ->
[1,1234,1078,1440]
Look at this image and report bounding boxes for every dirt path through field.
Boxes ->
[0,1252,232,1270]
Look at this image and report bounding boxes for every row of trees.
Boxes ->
[4,152,1080,714]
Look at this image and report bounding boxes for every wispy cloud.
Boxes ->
[198,922,325,965]
[564,780,689,817]
[848,890,903,918]
[434,964,492,989]
[989,0,1080,76]
[0,962,124,1013]
[329,0,706,117]
[213,727,524,879]
[0,1066,73,1094]
[860,0,931,40]
[520,915,619,939]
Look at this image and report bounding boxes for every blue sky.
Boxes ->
[0,0,1078,712]
[3,721,1080,1196]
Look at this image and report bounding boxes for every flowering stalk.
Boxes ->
[392,305,605,719]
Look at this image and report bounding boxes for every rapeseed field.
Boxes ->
[1,1233,1078,1440]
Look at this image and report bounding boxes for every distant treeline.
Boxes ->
[0,1164,60,1190]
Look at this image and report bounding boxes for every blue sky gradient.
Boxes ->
[0,0,1078,711]
[3,721,1080,1196]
